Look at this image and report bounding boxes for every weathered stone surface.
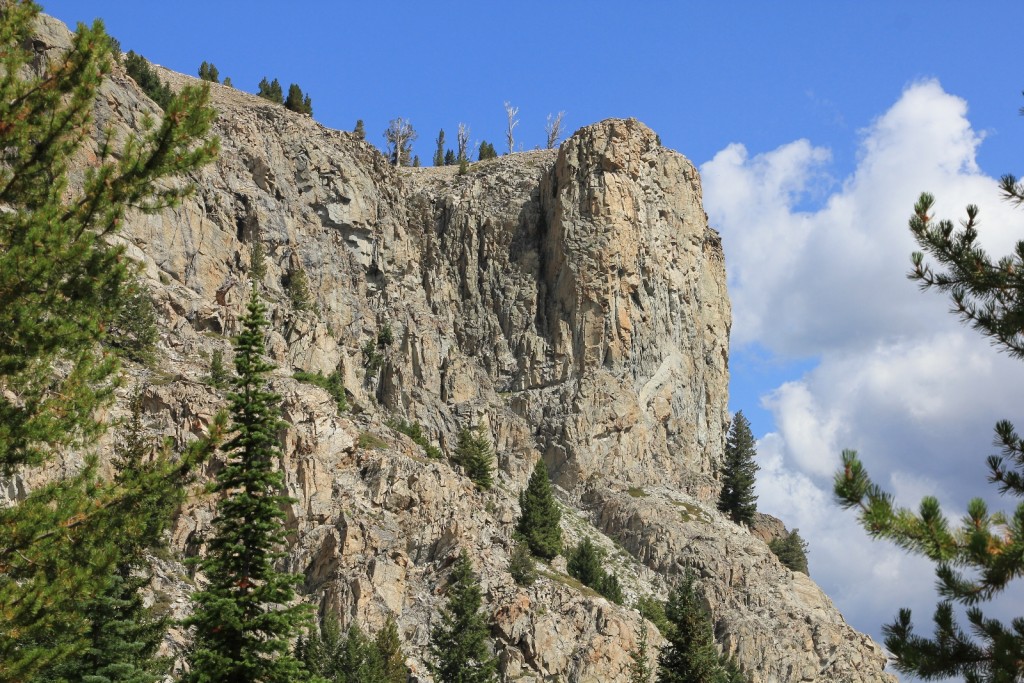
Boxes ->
[2,14,896,682]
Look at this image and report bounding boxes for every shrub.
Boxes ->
[387,418,441,459]
[509,542,537,587]
[452,426,494,490]
[293,370,347,413]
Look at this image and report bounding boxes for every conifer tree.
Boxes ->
[257,77,284,104]
[123,50,173,108]
[834,184,1024,681]
[0,3,219,678]
[284,83,313,115]
[516,459,562,559]
[509,541,537,587]
[444,149,456,166]
[353,119,366,140]
[374,615,409,683]
[717,411,759,525]
[434,128,446,166]
[657,572,725,683]
[768,529,809,574]
[198,61,220,83]
[184,289,311,683]
[428,550,498,683]
[629,621,654,683]
[452,426,495,490]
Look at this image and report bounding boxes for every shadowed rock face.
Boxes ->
[9,13,894,682]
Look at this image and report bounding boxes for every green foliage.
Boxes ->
[358,431,388,450]
[832,169,1024,680]
[428,550,498,683]
[509,541,537,587]
[353,119,366,140]
[198,60,220,83]
[257,76,284,104]
[298,613,406,683]
[208,348,230,389]
[636,595,673,639]
[477,141,498,161]
[377,324,394,347]
[458,156,469,176]
[0,5,219,678]
[657,572,730,683]
[383,117,417,167]
[184,290,312,683]
[717,411,759,525]
[123,50,172,108]
[434,129,446,166]
[444,149,456,166]
[284,83,313,116]
[249,238,267,282]
[566,537,623,604]
[768,529,809,574]
[294,369,348,413]
[222,76,233,88]
[629,621,654,683]
[516,459,562,559]
[105,274,159,366]
[286,262,313,311]
[452,426,495,490]
[387,418,442,458]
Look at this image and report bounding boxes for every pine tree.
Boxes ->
[478,141,498,161]
[123,50,173,108]
[353,119,366,140]
[717,411,759,525]
[834,182,1024,681]
[383,117,417,167]
[184,289,312,683]
[768,529,809,574]
[509,541,537,587]
[0,3,219,678]
[198,61,220,83]
[567,537,605,589]
[452,426,495,490]
[284,83,313,115]
[434,129,446,166]
[374,615,409,683]
[657,572,725,683]
[287,262,313,311]
[257,77,284,104]
[444,149,456,166]
[428,550,498,683]
[629,621,654,683]
[516,459,562,559]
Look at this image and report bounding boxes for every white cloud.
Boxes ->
[703,79,1024,664]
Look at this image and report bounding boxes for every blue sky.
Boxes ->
[41,2,1024,679]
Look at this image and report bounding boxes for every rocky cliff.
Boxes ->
[12,15,895,682]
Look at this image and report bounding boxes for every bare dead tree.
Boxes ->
[545,111,565,150]
[456,122,470,163]
[383,117,417,166]
[504,101,519,154]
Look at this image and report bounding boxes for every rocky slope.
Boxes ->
[11,15,895,682]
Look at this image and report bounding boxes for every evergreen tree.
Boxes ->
[184,289,312,683]
[284,83,313,115]
[834,182,1024,681]
[374,615,409,683]
[717,411,759,525]
[444,149,456,166]
[123,50,173,108]
[567,537,605,589]
[105,274,159,366]
[629,621,654,683]
[0,3,219,678]
[478,141,497,161]
[223,76,233,88]
[383,117,417,167]
[428,550,498,683]
[209,348,231,389]
[434,128,446,166]
[508,541,537,587]
[353,119,366,140]
[452,426,495,490]
[198,61,220,83]
[257,77,284,104]
[287,262,313,311]
[516,459,562,559]
[250,238,268,282]
[768,529,809,574]
[657,572,725,683]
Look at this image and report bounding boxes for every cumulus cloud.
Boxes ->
[702,79,1024,661]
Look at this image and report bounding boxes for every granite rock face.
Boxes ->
[4,15,895,682]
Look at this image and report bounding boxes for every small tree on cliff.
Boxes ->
[452,426,495,490]
[717,411,759,525]
[184,290,311,683]
[428,550,498,683]
[516,459,562,559]
[657,572,727,683]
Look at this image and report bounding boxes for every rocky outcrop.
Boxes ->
[7,14,895,682]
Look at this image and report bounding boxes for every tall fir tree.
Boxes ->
[717,411,759,525]
[428,550,498,683]
[433,128,446,166]
[656,572,726,683]
[452,426,495,490]
[184,289,311,683]
[629,621,654,683]
[516,459,562,559]
[0,2,219,678]
[834,182,1024,681]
